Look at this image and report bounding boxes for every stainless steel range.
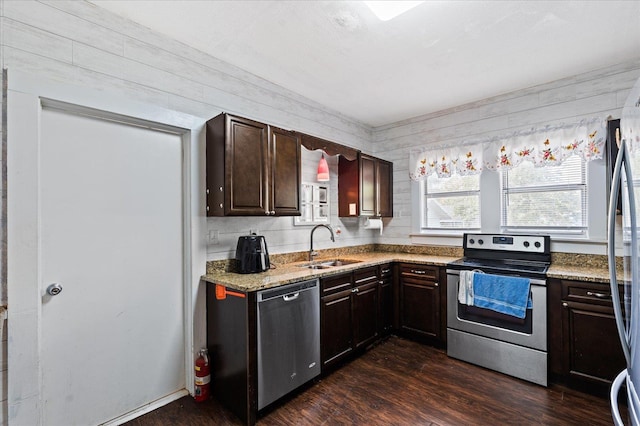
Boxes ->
[446,233,551,386]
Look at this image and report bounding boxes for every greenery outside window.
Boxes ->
[422,174,480,230]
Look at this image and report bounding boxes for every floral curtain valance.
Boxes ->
[409,118,607,181]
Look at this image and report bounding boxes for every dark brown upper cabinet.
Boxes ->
[270,126,302,216]
[338,153,393,218]
[206,113,301,216]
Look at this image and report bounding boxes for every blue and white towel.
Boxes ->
[458,270,475,306]
[472,273,532,319]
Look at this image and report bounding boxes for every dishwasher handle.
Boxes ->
[258,279,318,302]
[283,292,300,301]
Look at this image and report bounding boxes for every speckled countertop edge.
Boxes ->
[548,252,620,284]
[202,251,460,292]
[202,245,618,291]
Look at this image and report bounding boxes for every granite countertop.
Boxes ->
[202,247,618,292]
[546,264,612,284]
[548,251,618,284]
[201,252,460,292]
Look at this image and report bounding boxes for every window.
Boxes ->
[410,119,607,240]
[422,173,480,230]
[294,182,329,225]
[501,156,587,234]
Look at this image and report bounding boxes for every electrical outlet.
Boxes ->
[208,229,219,244]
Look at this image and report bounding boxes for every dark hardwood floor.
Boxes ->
[126,336,624,425]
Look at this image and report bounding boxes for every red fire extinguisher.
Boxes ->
[194,348,210,402]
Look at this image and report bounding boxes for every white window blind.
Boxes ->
[501,155,587,234]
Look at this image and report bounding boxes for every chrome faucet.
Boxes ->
[309,224,335,261]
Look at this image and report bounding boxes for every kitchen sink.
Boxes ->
[297,259,362,269]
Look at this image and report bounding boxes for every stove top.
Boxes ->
[446,233,551,279]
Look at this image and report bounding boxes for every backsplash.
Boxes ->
[551,252,618,270]
[207,244,462,274]
[206,243,616,275]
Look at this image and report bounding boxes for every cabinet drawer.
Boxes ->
[321,273,353,296]
[400,264,439,281]
[561,280,621,306]
[354,266,378,285]
[379,264,393,278]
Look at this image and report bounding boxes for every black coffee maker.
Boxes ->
[235,234,270,273]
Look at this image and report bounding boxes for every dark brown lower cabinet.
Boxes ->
[320,267,383,371]
[398,264,446,345]
[353,267,379,350]
[549,278,626,395]
[320,273,354,370]
[206,284,257,426]
[378,264,394,335]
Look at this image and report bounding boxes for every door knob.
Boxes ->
[46,283,63,296]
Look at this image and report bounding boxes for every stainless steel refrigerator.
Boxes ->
[609,74,640,425]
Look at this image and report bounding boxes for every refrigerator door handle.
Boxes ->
[611,369,627,426]
[608,138,633,365]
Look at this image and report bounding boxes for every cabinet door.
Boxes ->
[320,289,353,370]
[270,127,301,216]
[353,282,378,349]
[337,156,359,217]
[378,265,394,335]
[359,154,377,216]
[226,115,269,215]
[353,267,379,349]
[377,159,393,218]
[562,300,626,385]
[399,265,440,340]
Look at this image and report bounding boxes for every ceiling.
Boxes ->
[89,1,640,127]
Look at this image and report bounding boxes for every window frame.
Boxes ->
[500,156,588,236]
[413,156,607,244]
[420,173,481,232]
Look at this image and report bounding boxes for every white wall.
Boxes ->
[0,0,375,264]
[0,2,374,424]
[370,60,640,251]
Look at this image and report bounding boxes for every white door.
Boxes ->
[39,106,185,425]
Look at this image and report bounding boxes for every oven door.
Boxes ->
[446,269,547,351]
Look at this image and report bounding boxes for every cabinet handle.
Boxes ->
[562,302,568,307]
[265,211,270,215]
[352,288,359,293]
[381,269,391,274]
[434,282,439,287]
[206,189,210,195]
[271,210,276,215]
[378,280,384,284]
[411,269,426,275]
[586,291,611,299]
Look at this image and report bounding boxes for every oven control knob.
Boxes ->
[534,241,541,248]
[469,239,475,245]
[523,241,530,247]
[478,239,484,245]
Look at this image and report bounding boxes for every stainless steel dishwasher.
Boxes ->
[257,279,320,410]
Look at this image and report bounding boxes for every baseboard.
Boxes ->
[102,389,190,426]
